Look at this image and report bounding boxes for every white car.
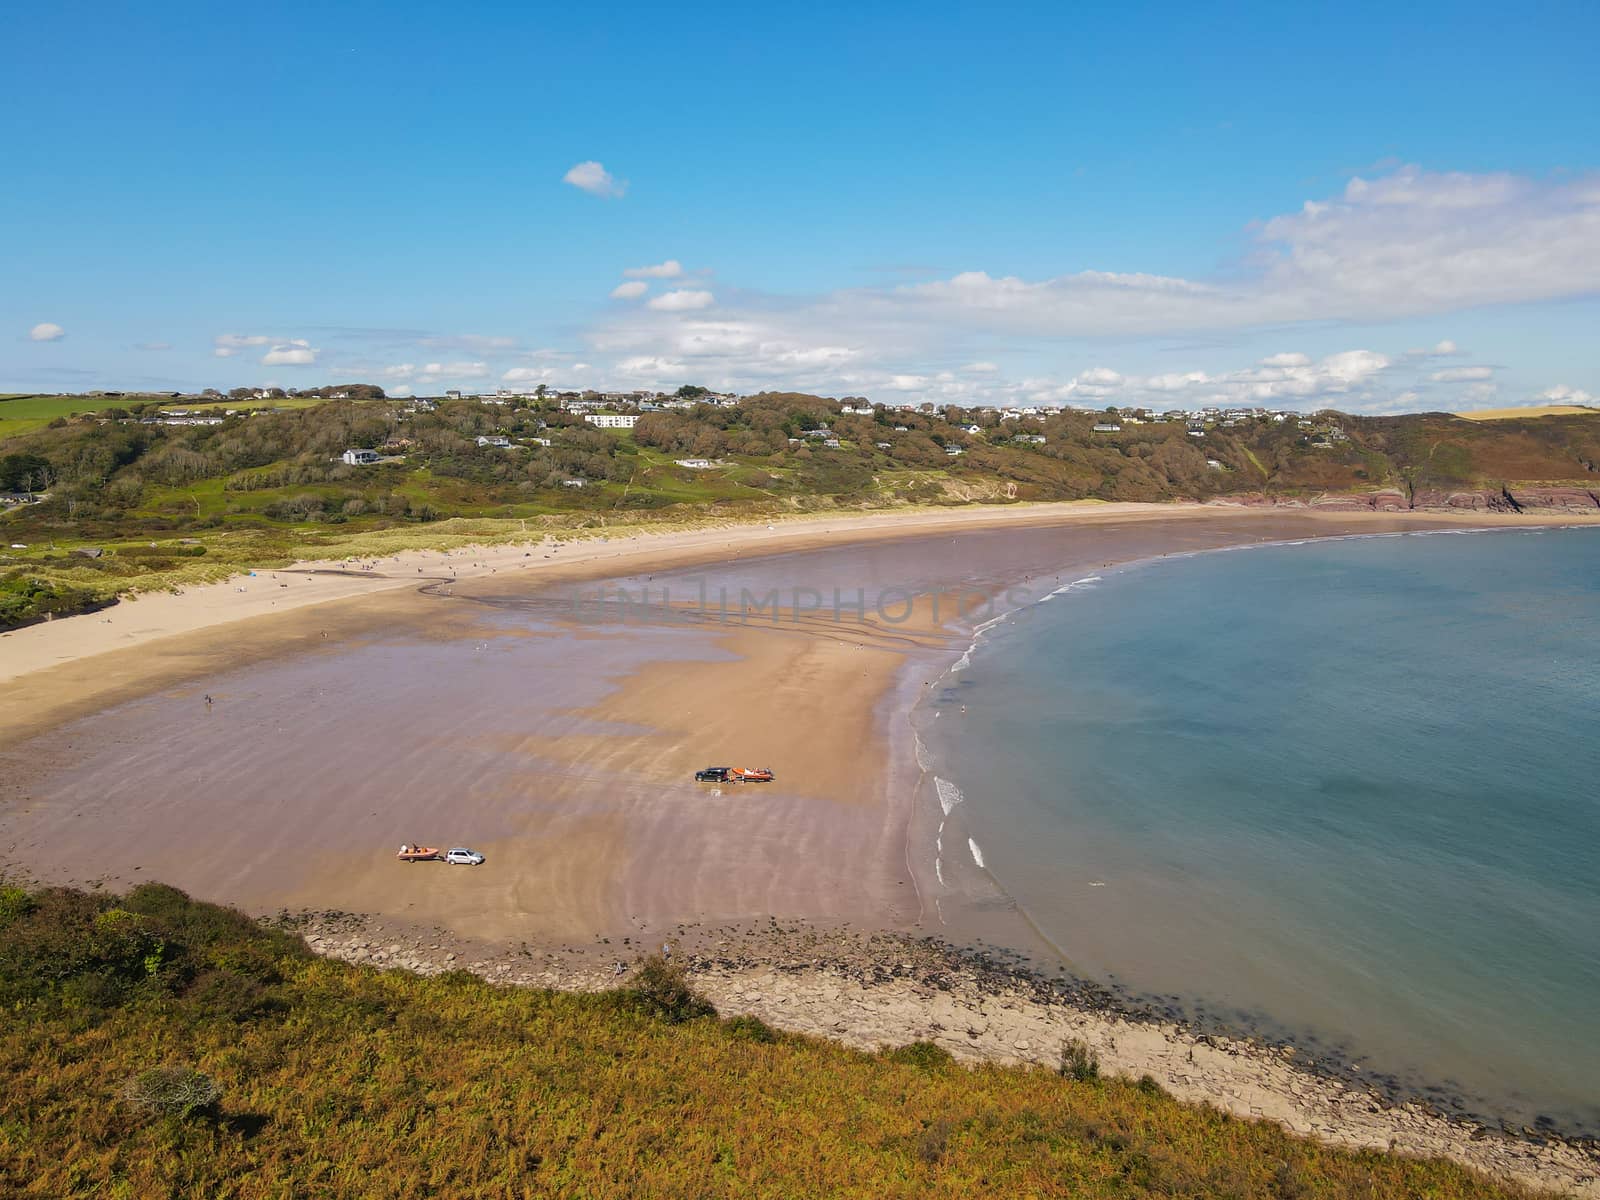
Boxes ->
[444,847,485,866]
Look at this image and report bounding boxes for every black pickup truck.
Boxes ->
[694,766,733,782]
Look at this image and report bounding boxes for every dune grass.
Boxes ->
[0,880,1537,1200]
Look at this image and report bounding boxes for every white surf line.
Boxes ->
[968,837,985,869]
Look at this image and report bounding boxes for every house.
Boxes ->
[945,445,965,456]
[561,478,587,487]
[586,413,639,429]
[341,448,380,466]
[675,458,716,469]
[1015,434,1046,444]
[1092,423,1121,433]
[527,436,553,447]
[875,441,893,450]
[476,435,511,448]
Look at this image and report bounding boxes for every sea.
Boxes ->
[917,526,1600,1134]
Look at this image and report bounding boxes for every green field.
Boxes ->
[0,394,324,441]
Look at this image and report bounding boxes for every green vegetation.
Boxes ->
[4,387,1599,629]
[0,879,1533,1199]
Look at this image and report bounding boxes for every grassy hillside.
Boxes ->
[0,879,1534,1199]
[4,389,1600,628]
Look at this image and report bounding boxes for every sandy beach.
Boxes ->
[4,500,1599,1193]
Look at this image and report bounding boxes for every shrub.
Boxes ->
[1059,1038,1100,1082]
[0,886,34,928]
[123,1065,221,1121]
[621,954,714,1024]
[884,1041,954,1071]
[723,1014,776,1043]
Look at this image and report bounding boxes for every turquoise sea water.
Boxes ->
[922,527,1600,1132]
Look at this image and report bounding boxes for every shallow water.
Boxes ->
[920,526,1600,1133]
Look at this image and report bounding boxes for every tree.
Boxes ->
[0,453,53,492]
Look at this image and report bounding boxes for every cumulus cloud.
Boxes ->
[1078,367,1124,386]
[1535,385,1596,405]
[214,332,271,358]
[876,167,1600,336]
[1407,339,1463,358]
[570,166,1594,407]
[260,339,317,366]
[419,333,515,352]
[1430,366,1494,382]
[647,289,715,312]
[563,160,626,198]
[624,260,683,279]
[381,363,416,379]
[416,361,490,383]
[29,322,65,342]
[610,281,649,300]
[502,366,564,383]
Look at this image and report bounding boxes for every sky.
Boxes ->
[4,1,1597,413]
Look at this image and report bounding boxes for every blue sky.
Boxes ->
[5,0,1597,412]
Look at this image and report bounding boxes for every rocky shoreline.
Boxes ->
[277,909,1599,1198]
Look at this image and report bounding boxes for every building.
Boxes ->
[476,435,511,448]
[1092,423,1121,433]
[341,448,379,466]
[675,458,715,469]
[586,413,639,429]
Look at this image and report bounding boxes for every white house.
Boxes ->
[675,458,716,469]
[341,448,379,466]
[476,435,511,448]
[1092,423,1121,433]
[586,413,639,429]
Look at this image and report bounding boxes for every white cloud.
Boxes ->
[262,339,317,366]
[1535,385,1596,405]
[610,281,649,300]
[388,385,413,398]
[419,333,515,352]
[623,260,683,279]
[1078,366,1124,386]
[502,366,565,383]
[647,289,715,312]
[29,322,65,342]
[572,167,1593,408]
[1430,366,1494,382]
[563,160,626,198]
[381,363,416,379]
[214,332,270,358]
[879,167,1600,336]
[416,361,490,383]
[614,356,688,380]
